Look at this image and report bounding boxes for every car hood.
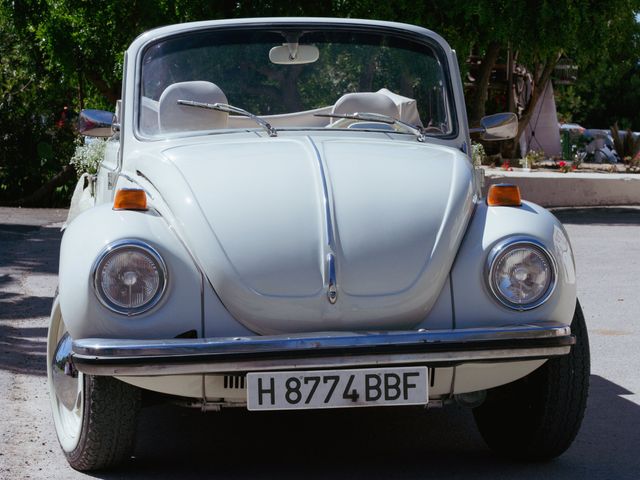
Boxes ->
[144,134,474,334]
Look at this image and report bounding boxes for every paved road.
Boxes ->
[0,206,639,479]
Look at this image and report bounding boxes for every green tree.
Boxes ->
[0,5,76,205]
[557,6,640,130]
[454,1,640,155]
[3,0,640,206]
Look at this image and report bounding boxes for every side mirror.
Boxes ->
[78,109,115,137]
[470,112,518,141]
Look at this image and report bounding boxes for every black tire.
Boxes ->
[473,300,590,460]
[65,375,141,471]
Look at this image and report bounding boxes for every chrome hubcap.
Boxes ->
[51,333,80,411]
[48,303,84,452]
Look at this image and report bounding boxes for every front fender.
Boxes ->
[451,201,577,328]
[59,204,202,339]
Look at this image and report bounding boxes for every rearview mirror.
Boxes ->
[269,44,319,65]
[78,109,115,137]
[470,112,518,141]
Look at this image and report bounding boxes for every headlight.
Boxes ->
[487,239,556,310]
[93,240,167,315]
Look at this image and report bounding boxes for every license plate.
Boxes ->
[247,367,428,411]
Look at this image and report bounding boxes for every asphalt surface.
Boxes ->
[0,206,639,479]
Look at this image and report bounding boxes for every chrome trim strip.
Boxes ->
[307,136,335,250]
[485,237,559,311]
[76,347,571,376]
[308,136,340,304]
[327,253,337,304]
[73,321,573,376]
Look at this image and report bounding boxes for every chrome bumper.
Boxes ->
[72,321,574,376]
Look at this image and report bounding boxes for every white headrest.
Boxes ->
[332,92,400,119]
[159,81,228,132]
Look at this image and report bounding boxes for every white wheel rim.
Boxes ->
[47,301,84,452]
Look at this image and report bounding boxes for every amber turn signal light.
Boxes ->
[487,184,521,207]
[114,188,148,211]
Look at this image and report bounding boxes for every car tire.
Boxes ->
[48,300,141,471]
[64,375,141,471]
[472,300,590,460]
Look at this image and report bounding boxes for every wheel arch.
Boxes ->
[451,201,577,328]
[58,204,202,340]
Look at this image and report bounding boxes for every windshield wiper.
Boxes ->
[315,112,427,142]
[177,99,277,137]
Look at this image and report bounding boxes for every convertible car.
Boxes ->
[48,17,589,471]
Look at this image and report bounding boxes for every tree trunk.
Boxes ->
[503,52,561,158]
[4,165,76,207]
[469,42,501,126]
[84,70,119,106]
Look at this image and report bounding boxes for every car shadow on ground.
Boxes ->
[552,207,640,226]
[0,323,47,375]
[0,223,62,277]
[87,374,639,480]
[0,224,61,376]
[0,290,55,320]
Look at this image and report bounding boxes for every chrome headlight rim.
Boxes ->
[92,239,168,316]
[486,237,557,311]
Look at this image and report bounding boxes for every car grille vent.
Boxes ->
[223,374,246,389]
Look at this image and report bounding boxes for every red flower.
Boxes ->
[558,161,566,168]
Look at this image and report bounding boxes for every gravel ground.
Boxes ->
[0,208,69,479]
[0,206,639,479]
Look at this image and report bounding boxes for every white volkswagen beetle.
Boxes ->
[48,17,589,471]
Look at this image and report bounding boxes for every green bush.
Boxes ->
[0,10,77,206]
[611,123,640,161]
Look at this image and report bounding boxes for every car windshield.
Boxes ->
[138,26,454,138]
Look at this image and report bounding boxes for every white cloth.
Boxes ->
[332,92,400,119]
[376,88,423,126]
[63,173,94,230]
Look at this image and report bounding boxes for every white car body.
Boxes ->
[48,18,588,470]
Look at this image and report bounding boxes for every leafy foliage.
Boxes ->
[0,6,76,205]
[611,123,640,160]
[555,3,640,129]
[2,0,640,204]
